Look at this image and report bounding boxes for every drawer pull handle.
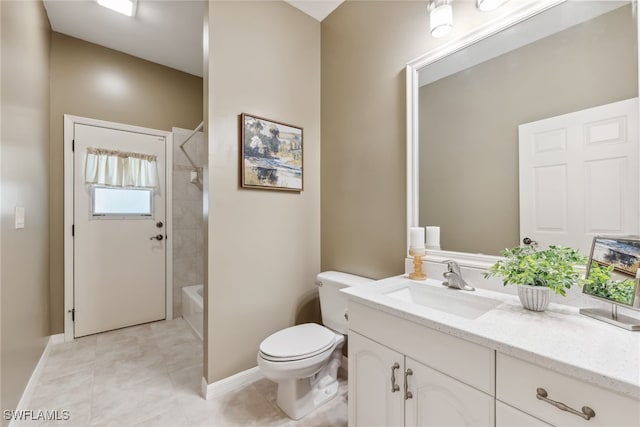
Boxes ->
[536,388,596,421]
[404,368,413,400]
[390,363,400,392]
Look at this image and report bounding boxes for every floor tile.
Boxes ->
[39,337,97,383]
[22,319,348,427]
[30,365,94,409]
[130,401,189,427]
[169,364,203,398]
[90,374,176,426]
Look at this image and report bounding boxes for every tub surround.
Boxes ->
[172,129,204,318]
[342,275,640,399]
[182,284,203,340]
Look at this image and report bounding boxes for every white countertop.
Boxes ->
[342,275,640,399]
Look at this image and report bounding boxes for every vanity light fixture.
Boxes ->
[97,0,137,17]
[476,0,510,12]
[428,0,453,38]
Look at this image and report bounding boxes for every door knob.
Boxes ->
[150,234,164,241]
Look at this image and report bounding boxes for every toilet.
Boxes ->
[257,271,372,420]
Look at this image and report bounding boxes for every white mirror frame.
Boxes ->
[405,0,593,269]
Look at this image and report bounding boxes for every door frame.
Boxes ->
[63,114,173,342]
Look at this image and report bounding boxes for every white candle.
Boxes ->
[410,227,425,251]
[426,226,441,249]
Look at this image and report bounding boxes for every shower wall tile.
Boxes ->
[174,203,201,230]
[173,228,197,258]
[172,131,204,318]
[173,137,199,167]
[173,291,183,321]
[174,258,200,287]
[186,177,203,200]
[195,231,203,257]
[173,171,191,200]
[193,256,203,283]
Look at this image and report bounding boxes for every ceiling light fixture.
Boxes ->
[428,0,453,38]
[97,0,137,17]
[476,0,510,12]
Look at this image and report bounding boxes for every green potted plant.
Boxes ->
[483,245,587,311]
[584,264,636,305]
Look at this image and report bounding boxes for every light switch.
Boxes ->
[15,207,25,229]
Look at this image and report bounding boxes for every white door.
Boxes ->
[519,98,639,254]
[405,357,494,427]
[73,123,166,337]
[348,332,405,427]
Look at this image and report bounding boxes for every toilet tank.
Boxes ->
[317,271,373,334]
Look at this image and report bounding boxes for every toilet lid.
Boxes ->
[259,323,336,360]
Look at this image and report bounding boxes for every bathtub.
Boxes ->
[182,284,203,340]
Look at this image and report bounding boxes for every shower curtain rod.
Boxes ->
[179,121,204,149]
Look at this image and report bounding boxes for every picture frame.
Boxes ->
[240,113,303,192]
[584,236,640,308]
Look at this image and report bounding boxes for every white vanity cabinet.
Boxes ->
[348,332,404,426]
[496,353,640,427]
[496,401,551,427]
[405,357,494,427]
[348,302,495,427]
[344,277,640,427]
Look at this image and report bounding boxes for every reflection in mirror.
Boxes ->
[417,1,638,256]
[580,236,640,330]
[584,236,640,308]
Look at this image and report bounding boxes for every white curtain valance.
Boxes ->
[84,147,158,188]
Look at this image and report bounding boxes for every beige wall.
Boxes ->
[321,1,424,279]
[205,1,320,382]
[420,6,637,255]
[320,1,494,278]
[1,0,51,419]
[49,33,203,333]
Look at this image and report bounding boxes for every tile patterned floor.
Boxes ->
[15,319,347,427]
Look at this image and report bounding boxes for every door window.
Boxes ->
[91,187,153,217]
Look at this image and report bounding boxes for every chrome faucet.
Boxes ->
[442,260,475,291]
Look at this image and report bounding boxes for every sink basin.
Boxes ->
[385,284,502,320]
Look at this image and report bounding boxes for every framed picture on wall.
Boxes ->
[240,113,303,192]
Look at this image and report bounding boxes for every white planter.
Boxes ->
[517,285,550,312]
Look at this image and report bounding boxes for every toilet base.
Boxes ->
[275,346,343,420]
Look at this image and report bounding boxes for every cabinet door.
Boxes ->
[496,401,552,427]
[405,357,494,427]
[348,331,404,427]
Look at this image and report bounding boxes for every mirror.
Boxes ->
[409,1,638,256]
[585,236,640,308]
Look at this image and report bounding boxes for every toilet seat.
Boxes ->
[259,323,336,362]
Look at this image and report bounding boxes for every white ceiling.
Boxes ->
[43,0,206,76]
[43,0,344,79]
[286,0,344,21]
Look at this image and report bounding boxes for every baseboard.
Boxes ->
[9,335,58,426]
[49,333,65,345]
[201,366,262,400]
